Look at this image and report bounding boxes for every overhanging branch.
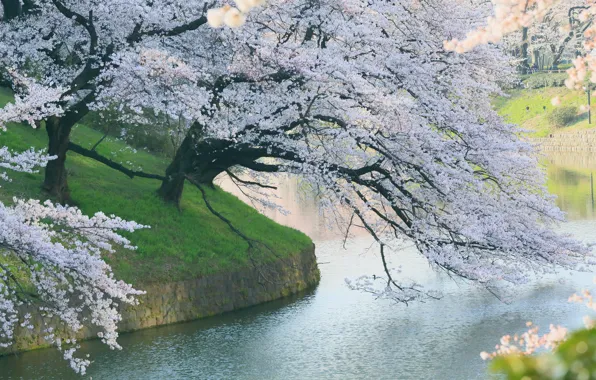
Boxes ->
[68,142,165,181]
[186,175,293,284]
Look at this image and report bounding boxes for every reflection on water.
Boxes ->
[217,174,330,240]
[216,173,365,241]
[2,152,596,379]
[544,152,596,220]
[2,237,593,380]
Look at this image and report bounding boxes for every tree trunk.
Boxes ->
[552,55,561,69]
[158,133,226,206]
[1,0,22,20]
[158,173,186,204]
[43,117,72,203]
[520,27,530,74]
[158,133,194,205]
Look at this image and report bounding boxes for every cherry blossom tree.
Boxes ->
[124,0,591,302]
[501,1,589,71]
[0,0,223,201]
[538,1,591,68]
[1,0,593,314]
[446,2,596,376]
[0,74,145,374]
[444,0,596,88]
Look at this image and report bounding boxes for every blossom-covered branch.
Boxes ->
[0,75,146,374]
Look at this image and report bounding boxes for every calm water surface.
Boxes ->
[2,152,596,379]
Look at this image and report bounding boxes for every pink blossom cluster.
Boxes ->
[482,279,596,361]
[0,70,66,130]
[480,322,568,360]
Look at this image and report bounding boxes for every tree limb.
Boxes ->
[126,4,211,45]
[68,142,165,181]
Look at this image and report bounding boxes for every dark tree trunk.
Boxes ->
[157,122,287,206]
[42,92,94,203]
[520,27,530,74]
[552,55,561,69]
[158,131,227,205]
[158,133,195,205]
[158,172,186,205]
[1,0,22,20]
[158,152,224,205]
[43,117,73,203]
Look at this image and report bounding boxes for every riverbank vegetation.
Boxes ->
[494,79,593,137]
[453,1,596,378]
[0,87,311,284]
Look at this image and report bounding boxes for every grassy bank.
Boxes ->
[0,88,312,285]
[494,80,592,137]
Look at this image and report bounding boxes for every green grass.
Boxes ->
[494,85,593,137]
[0,88,312,285]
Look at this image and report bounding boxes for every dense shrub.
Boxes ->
[547,106,577,128]
[557,63,574,70]
[521,72,568,89]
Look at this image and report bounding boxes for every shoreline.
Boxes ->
[0,244,320,356]
[533,129,596,152]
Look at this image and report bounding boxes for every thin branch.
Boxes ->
[91,126,110,151]
[225,170,277,189]
[342,212,355,250]
[186,175,300,285]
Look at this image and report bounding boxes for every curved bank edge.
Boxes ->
[1,244,320,355]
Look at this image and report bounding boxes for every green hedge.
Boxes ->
[521,72,568,89]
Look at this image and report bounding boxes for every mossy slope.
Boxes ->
[494,86,592,137]
[0,88,312,284]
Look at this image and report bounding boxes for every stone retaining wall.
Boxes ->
[0,245,319,355]
[534,130,596,152]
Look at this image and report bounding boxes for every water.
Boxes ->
[2,152,596,379]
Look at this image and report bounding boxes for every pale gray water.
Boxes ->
[1,152,596,380]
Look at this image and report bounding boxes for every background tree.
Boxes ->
[541,3,591,68]
[500,1,589,72]
[444,0,596,90]
[0,0,37,20]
